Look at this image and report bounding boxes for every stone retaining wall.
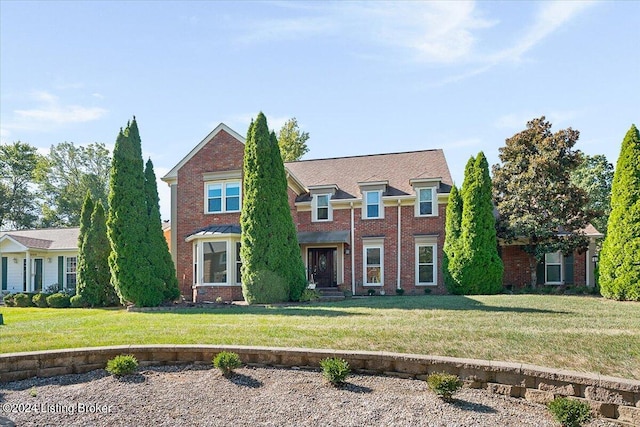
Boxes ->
[1,345,639,425]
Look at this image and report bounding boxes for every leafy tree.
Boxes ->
[36,142,111,227]
[77,200,117,306]
[107,118,162,307]
[443,184,463,293]
[451,152,503,294]
[241,112,307,303]
[599,124,640,301]
[570,153,614,235]
[492,117,594,287]
[144,159,180,301]
[0,142,42,230]
[277,117,310,162]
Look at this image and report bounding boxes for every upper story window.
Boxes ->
[206,181,241,214]
[313,194,331,222]
[417,187,435,216]
[364,191,383,219]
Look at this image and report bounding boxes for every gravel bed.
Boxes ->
[0,365,618,427]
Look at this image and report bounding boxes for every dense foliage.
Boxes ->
[106,354,139,376]
[240,112,307,304]
[547,397,591,427]
[0,141,42,230]
[212,351,242,377]
[426,372,463,401]
[492,117,594,286]
[320,357,351,385]
[445,153,502,294]
[599,124,640,301]
[570,154,614,235]
[144,159,180,301]
[107,118,162,307]
[277,117,310,162]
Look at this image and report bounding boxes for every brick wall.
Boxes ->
[175,130,244,301]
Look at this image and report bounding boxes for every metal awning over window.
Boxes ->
[186,224,241,242]
[297,230,350,245]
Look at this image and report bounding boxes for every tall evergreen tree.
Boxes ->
[144,159,180,301]
[76,192,94,296]
[599,124,640,301]
[443,184,463,294]
[240,112,306,303]
[107,118,162,306]
[79,201,118,306]
[454,152,503,294]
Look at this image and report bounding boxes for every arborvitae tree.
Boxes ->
[455,153,503,294]
[76,192,94,296]
[443,184,463,294]
[107,118,162,307]
[492,117,593,286]
[240,112,306,303]
[80,201,118,306]
[144,159,180,301]
[599,124,640,301]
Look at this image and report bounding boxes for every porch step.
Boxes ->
[316,287,345,301]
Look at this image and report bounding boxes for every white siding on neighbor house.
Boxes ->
[1,252,77,293]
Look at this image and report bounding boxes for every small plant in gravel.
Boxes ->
[213,351,242,377]
[320,357,350,386]
[29,386,37,397]
[106,354,139,376]
[548,397,592,427]
[426,372,463,401]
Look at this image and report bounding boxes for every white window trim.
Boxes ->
[193,238,242,287]
[363,244,384,287]
[363,190,384,220]
[65,256,77,291]
[415,187,437,217]
[312,193,332,222]
[545,251,564,285]
[204,181,242,214]
[415,243,437,286]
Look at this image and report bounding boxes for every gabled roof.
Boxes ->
[0,228,80,251]
[162,123,245,183]
[285,149,453,201]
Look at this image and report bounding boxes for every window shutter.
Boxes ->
[564,253,574,284]
[1,257,7,291]
[536,261,545,285]
[58,256,64,290]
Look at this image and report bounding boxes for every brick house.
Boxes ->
[162,123,601,302]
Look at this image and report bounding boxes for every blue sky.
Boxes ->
[1,1,638,220]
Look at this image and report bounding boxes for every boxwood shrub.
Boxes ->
[46,292,71,308]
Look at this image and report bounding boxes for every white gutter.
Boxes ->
[350,202,355,295]
[397,199,402,289]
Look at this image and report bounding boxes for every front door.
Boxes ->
[33,258,43,292]
[308,248,336,287]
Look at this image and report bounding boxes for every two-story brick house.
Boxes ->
[162,123,601,302]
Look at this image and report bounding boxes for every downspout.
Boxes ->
[397,199,401,290]
[350,202,355,295]
[586,247,591,287]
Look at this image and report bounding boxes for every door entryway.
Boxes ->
[308,248,337,288]
[33,258,43,292]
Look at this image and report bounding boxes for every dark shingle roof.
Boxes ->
[285,149,453,200]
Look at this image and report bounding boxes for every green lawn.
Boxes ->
[1,295,638,380]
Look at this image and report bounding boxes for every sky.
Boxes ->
[1,0,638,221]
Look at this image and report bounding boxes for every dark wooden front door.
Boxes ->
[308,248,336,287]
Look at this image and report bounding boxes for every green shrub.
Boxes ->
[46,293,71,308]
[426,372,463,401]
[213,351,242,377]
[320,357,350,386]
[395,288,405,296]
[241,270,289,304]
[3,293,15,306]
[13,293,33,307]
[367,289,376,296]
[32,293,49,308]
[70,294,88,308]
[548,397,592,427]
[106,354,139,376]
[424,288,432,294]
[299,288,320,302]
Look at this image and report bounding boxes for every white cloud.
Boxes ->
[3,90,108,133]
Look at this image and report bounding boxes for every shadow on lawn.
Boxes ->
[145,306,368,317]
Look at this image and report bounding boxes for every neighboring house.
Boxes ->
[162,123,603,302]
[0,228,79,294]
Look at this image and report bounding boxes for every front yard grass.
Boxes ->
[0,295,638,380]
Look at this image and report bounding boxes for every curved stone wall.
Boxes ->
[1,345,638,424]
